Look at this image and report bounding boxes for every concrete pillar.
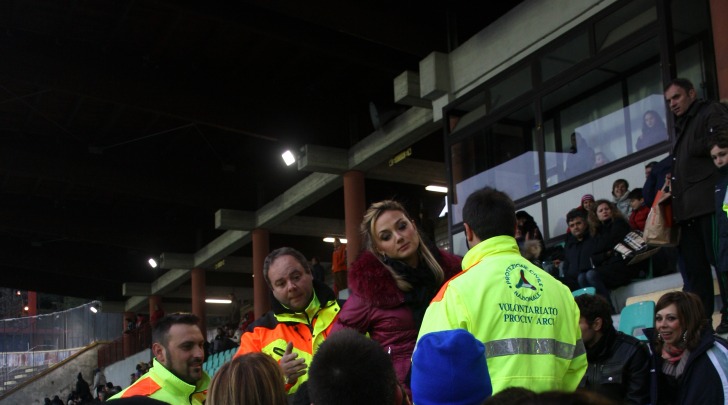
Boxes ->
[252,229,270,319]
[711,0,728,99]
[191,268,206,338]
[343,171,366,267]
[27,291,37,316]
[122,311,134,357]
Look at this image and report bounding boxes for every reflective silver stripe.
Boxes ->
[485,338,586,360]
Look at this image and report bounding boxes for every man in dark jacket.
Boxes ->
[559,208,593,291]
[575,294,650,404]
[665,78,728,319]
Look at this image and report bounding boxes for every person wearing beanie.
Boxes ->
[580,194,595,212]
[411,329,491,405]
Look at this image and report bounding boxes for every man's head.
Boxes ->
[462,187,516,247]
[566,208,588,240]
[627,188,644,211]
[574,294,613,348]
[645,161,657,178]
[664,78,697,117]
[308,329,400,405]
[263,247,314,312]
[151,313,205,385]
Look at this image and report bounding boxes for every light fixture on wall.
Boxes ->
[425,185,448,193]
[323,237,348,243]
[148,258,158,268]
[205,298,232,304]
[281,150,296,166]
[89,302,100,313]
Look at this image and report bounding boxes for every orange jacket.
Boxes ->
[332,244,347,273]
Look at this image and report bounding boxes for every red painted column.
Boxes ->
[27,291,37,316]
[191,268,206,338]
[711,0,728,99]
[343,171,366,267]
[122,311,134,357]
[252,228,270,320]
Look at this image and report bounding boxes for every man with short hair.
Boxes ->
[234,247,340,396]
[575,294,650,404]
[307,329,410,405]
[665,77,728,320]
[417,187,586,394]
[109,313,209,404]
[560,208,593,290]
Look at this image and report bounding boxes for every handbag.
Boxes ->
[644,182,680,246]
[614,230,660,265]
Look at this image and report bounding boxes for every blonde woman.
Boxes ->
[206,353,287,405]
[332,200,461,396]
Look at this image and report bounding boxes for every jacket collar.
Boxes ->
[349,250,405,307]
[462,235,520,271]
[150,358,209,398]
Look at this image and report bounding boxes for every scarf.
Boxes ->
[383,253,438,329]
[662,343,685,364]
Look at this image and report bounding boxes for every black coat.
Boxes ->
[562,232,594,283]
[645,327,728,405]
[716,165,728,273]
[581,326,650,404]
[671,99,728,221]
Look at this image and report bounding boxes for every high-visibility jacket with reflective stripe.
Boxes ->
[109,358,209,404]
[234,280,340,394]
[418,235,587,394]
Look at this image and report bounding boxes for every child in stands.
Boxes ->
[627,188,648,231]
[709,131,728,333]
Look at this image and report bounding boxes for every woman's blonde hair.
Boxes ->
[207,352,288,405]
[361,200,444,291]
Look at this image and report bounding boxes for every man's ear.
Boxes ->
[152,342,166,364]
[593,317,604,333]
[688,88,697,100]
[463,223,475,244]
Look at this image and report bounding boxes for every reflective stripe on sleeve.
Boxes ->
[485,338,585,360]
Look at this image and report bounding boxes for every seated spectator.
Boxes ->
[575,294,650,404]
[206,352,288,405]
[636,110,668,151]
[578,200,638,303]
[644,291,728,404]
[515,211,544,244]
[627,188,649,231]
[559,208,594,291]
[307,329,411,405]
[612,179,632,217]
[580,194,596,213]
[411,329,492,405]
[595,151,609,167]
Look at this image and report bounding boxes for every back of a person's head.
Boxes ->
[308,329,397,405]
[206,352,288,405]
[412,329,492,405]
[463,187,516,241]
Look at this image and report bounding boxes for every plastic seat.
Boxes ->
[572,287,596,297]
[618,300,655,340]
[224,348,234,362]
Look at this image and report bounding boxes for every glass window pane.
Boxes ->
[541,31,590,82]
[450,104,536,224]
[627,65,669,150]
[595,0,656,52]
[489,66,532,111]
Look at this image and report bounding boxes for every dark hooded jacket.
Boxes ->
[331,248,461,391]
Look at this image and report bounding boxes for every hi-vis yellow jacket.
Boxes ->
[234,280,340,394]
[109,358,209,404]
[417,235,587,394]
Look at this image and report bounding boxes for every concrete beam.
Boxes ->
[367,158,446,186]
[297,144,348,174]
[255,173,342,228]
[151,269,191,295]
[122,283,151,297]
[125,296,147,313]
[159,253,195,269]
[394,71,431,108]
[194,230,251,269]
[211,256,253,274]
[215,209,256,231]
[419,52,450,100]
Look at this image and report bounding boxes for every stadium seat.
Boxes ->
[618,300,655,340]
[572,287,596,297]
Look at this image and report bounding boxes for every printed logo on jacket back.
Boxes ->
[504,264,543,302]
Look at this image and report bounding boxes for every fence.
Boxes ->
[0,301,122,392]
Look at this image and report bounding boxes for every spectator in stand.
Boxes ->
[310,256,325,284]
[645,161,658,179]
[636,110,668,150]
[515,211,545,259]
[559,208,594,291]
[331,200,461,396]
[307,329,411,405]
[227,292,240,328]
[578,200,636,304]
[92,367,106,399]
[581,194,596,213]
[644,291,728,404]
[627,188,649,231]
[75,372,92,403]
[575,293,650,404]
[665,77,728,321]
[612,179,632,218]
[50,396,64,405]
[207,353,288,405]
[708,131,728,333]
[150,303,165,326]
[331,238,347,295]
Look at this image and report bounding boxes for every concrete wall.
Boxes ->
[2,345,98,405]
